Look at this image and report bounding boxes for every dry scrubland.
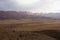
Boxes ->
[0,19,60,40]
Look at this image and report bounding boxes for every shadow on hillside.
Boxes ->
[40,30,60,40]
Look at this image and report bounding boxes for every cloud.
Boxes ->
[0,0,60,13]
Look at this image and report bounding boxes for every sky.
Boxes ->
[0,0,60,13]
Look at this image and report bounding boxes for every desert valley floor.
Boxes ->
[0,19,60,40]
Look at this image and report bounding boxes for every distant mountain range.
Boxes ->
[41,13,60,19]
[0,11,60,20]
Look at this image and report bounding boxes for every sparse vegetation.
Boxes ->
[0,19,60,40]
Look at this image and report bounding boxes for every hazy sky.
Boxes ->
[0,0,60,13]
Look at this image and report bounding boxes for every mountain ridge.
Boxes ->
[0,11,60,20]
